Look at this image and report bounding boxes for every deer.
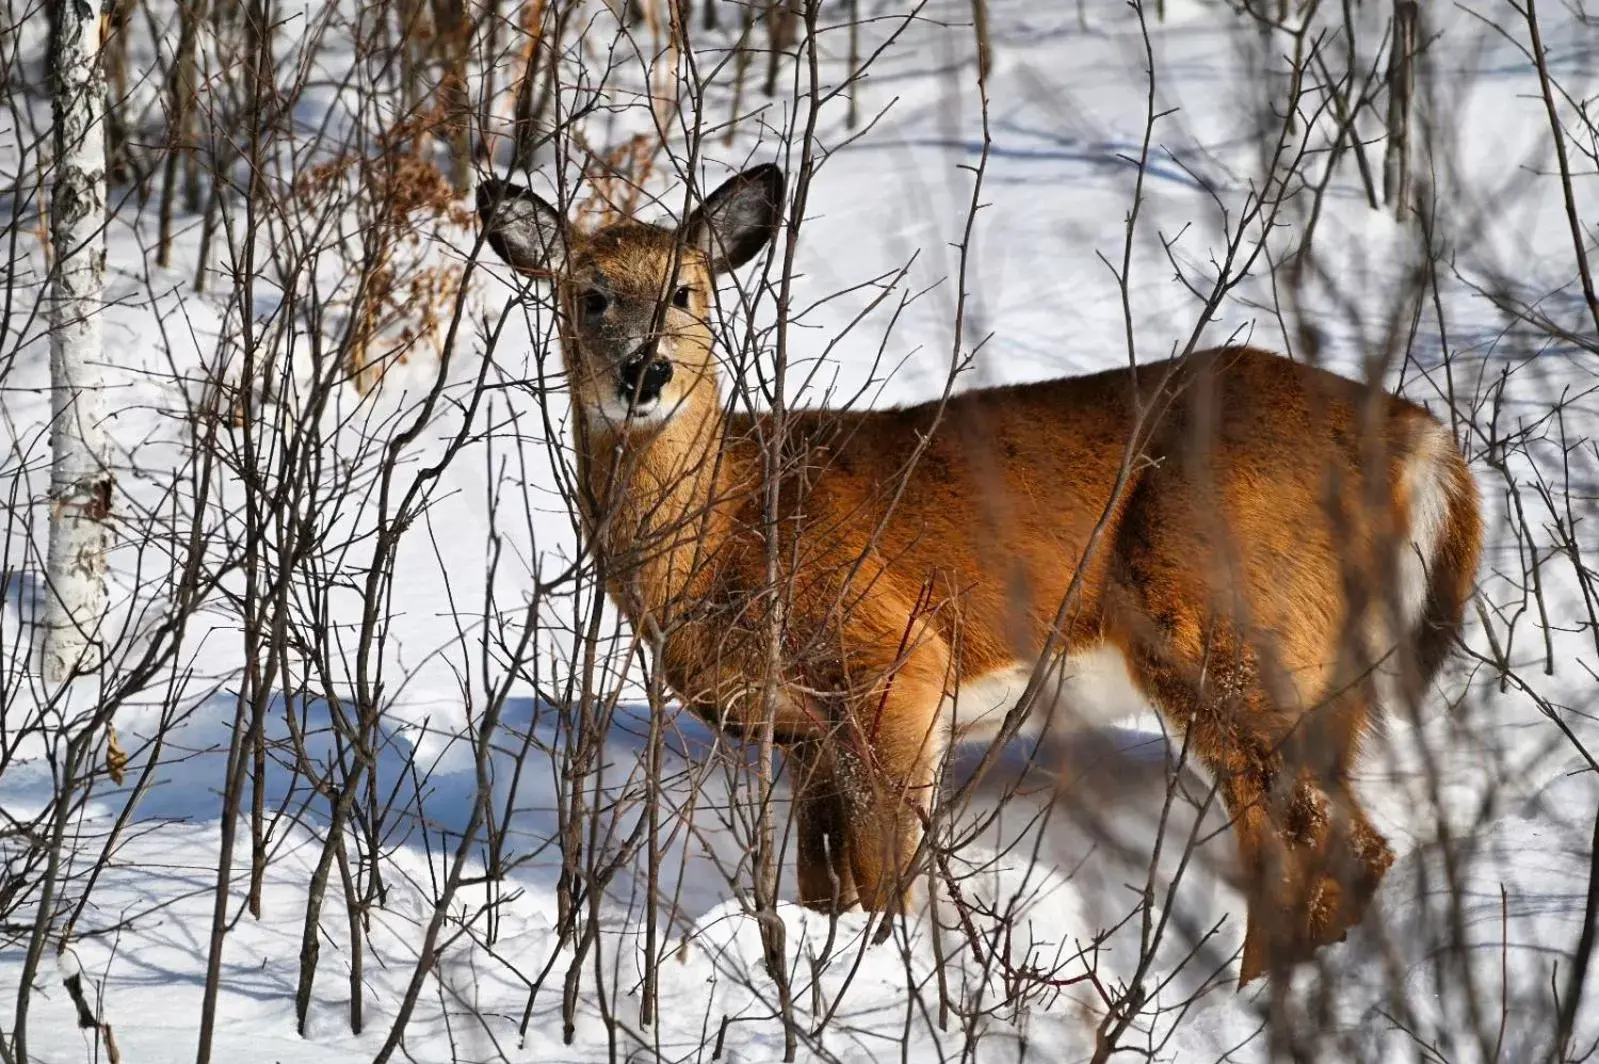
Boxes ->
[475,163,1483,984]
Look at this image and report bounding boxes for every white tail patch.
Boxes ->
[1363,420,1459,705]
[942,644,1150,744]
[1396,421,1457,632]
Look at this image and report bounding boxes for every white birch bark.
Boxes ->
[42,0,112,686]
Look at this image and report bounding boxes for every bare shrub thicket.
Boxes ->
[0,0,1595,1061]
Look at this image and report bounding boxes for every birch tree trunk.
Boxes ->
[42,0,112,686]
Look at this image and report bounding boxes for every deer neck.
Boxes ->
[572,378,740,625]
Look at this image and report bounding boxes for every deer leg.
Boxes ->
[787,741,858,911]
[836,675,946,916]
[1277,716,1395,957]
[1215,768,1283,986]
[1231,771,1393,982]
[1117,611,1367,983]
[1226,715,1395,983]
[1107,467,1403,983]
[1313,796,1393,947]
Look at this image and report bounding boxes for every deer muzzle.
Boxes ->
[617,345,674,409]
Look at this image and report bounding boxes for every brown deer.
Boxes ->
[476,164,1482,983]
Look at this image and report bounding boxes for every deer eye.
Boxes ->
[580,289,609,317]
[672,285,692,309]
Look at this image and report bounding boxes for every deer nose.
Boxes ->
[618,345,673,407]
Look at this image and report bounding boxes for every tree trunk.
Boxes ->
[762,0,797,97]
[43,0,113,687]
[102,0,130,185]
[157,0,204,266]
[1383,0,1416,218]
[429,0,471,192]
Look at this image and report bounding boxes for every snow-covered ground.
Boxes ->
[2,0,1598,1060]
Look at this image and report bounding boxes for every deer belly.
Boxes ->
[941,645,1149,744]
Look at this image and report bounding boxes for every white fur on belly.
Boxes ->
[942,644,1150,744]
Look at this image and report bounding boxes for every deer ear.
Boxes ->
[477,179,567,275]
[684,164,786,274]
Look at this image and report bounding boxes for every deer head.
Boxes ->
[476,165,786,432]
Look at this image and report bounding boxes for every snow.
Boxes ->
[2,0,1598,1060]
